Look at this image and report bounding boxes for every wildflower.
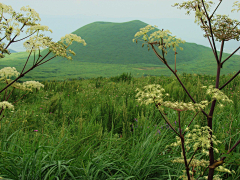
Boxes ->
[0,101,14,110]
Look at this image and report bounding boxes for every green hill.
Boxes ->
[1,20,240,83]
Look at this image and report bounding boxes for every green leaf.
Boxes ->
[220,152,240,164]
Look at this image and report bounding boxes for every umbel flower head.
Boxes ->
[132,24,186,59]
[0,67,45,110]
[169,125,235,179]
[23,33,86,60]
[172,1,240,42]
[0,101,15,111]
[135,84,233,113]
[0,67,45,92]
[0,67,20,80]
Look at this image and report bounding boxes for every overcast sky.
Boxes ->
[1,0,240,55]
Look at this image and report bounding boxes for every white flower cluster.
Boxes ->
[135,84,233,113]
[132,25,186,58]
[22,80,44,91]
[202,85,233,108]
[172,1,240,42]
[0,101,15,111]
[169,125,235,179]
[0,67,20,80]
[183,125,221,155]
[0,68,45,111]
[172,1,215,26]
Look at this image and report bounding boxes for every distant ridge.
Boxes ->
[6,49,18,54]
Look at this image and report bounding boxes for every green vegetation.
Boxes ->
[0,72,239,179]
[2,20,240,83]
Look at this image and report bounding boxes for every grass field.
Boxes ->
[0,72,239,179]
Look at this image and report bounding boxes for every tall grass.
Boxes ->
[0,72,239,179]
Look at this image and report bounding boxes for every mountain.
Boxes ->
[1,20,239,82]
[6,49,18,53]
[35,20,240,66]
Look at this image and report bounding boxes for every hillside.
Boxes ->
[1,20,240,82]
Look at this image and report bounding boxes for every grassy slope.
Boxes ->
[1,20,240,83]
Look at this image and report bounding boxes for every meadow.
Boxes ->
[0,72,239,179]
